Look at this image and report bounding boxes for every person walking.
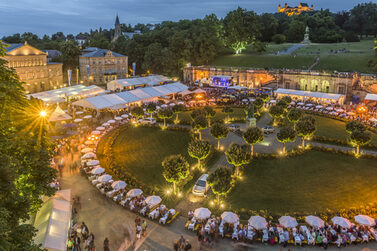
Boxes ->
[103,237,110,251]
[142,220,147,236]
[74,234,81,251]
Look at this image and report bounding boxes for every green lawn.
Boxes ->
[103,126,194,187]
[212,40,375,73]
[313,115,377,146]
[228,150,377,214]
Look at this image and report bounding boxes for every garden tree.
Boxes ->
[287,109,303,129]
[271,34,286,44]
[2,33,22,43]
[225,143,251,177]
[172,104,185,123]
[51,32,66,41]
[286,20,306,43]
[307,10,344,43]
[142,43,175,75]
[111,35,128,54]
[296,120,316,148]
[157,108,174,128]
[190,109,206,120]
[58,40,81,70]
[89,32,110,49]
[207,166,233,204]
[187,139,211,169]
[260,93,270,104]
[203,106,216,127]
[192,115,208,139]
[276,127,297,154]
[210,122,229,150]
[277,100,289,110]
[0,43,56,249]
[131,106,144,122]
[243,127,264,156]
[269,105,285,125]
[280,96,292,106]
[334,11,350,29]
[300,115,316,125]
[162,154,190,194]
[145,103,157,118]
[350,130,371,155]
[258,13,278,42]
[253,41,267,53]
[346,2,377,38]
[253,98,264,114]
[223,7,260,54]
[222,106,233,122]
[346,121,365,134]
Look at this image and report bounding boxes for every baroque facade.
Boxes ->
[79,49,128,85]
[183,66,377,103]
[2,42,63,93]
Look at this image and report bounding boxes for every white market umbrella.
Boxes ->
[169,103,175,106]
[248,216,268,230]
[305,215,324,228]
[269,100,276,104]
[126,189,143,198]
[115,116,122,121]
[249,98,256,102]
[145,195,162,207]
[315,105,323,109]
[290,101,296,105]
[178,101,184,105]
[193,208,211,220]
[108,120,116,124]
[121,114,129,118]
[73,118,83,123]
[326,107,334,111]
[102,122,110,127]
[91,130,101,135]
[331,217,353,228]
[96,126,105,131]
[355,215,375,226]
[279,216,298,228]
[83,115,92,119]
[242,99,248,102]
[161,104,167,108]
[98,174,112,183]
[370,118,377,122]
[87,160,99,166]
[111,180,127,190]
[91,167,105,175]
[348,112,356,116]
[84,140,94,145]
[306,103,314,107]
[221,212,239,224]
[81,148,93,153]
[76,111,84,115]
[297,102,305,106]
[81,152,96,159]
[336,108,344,113]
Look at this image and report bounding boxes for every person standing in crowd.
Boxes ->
[67,237,74,251]
[142,220,147,236]
[81,222,89,240]
[103,237,110,251]
[74,233,81,251]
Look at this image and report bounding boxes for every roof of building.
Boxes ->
[107,75,170,89]
[365,93,377,101]
[275,88,345,100]
[81,49,126,58]
[4,43,25,53]
[42,49,62,58]
[115,14,120,25]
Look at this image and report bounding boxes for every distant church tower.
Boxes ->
[113,14,121,42]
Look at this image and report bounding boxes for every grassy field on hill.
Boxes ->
[212,39,375,73]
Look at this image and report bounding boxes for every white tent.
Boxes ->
[48,105,72,122]
[33,189,72,251]
[107,75,170,91]
[365,93,377,101]
[275,88,345,105]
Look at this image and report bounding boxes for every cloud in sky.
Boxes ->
[0,0,373,36]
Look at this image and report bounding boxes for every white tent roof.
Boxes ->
[275,88,345,100]
[34,189,71,251]
[107,75,170,90]
[365,93,377,101]
[28,85,105,103]
[73,83,188,110]
[48,105,72,122]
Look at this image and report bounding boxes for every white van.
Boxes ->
[192,174,209,196]
[139,118,156,125]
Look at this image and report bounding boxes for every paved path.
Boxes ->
[279,44,307,55]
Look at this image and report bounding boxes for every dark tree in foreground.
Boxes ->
[276,127,296,154]
[207,166,233,204]
[225,143,251,177]
[350,130,371,155]
[188,139,211,170]
[210,122,229,150]
[162,155,190,194]
[243,127,264,156]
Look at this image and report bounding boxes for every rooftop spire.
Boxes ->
[115,14,120,26]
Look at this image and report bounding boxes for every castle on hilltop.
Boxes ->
[278,3,314,16]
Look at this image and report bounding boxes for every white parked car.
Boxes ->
[139,118,156,125]
[228,124,240,131]
[192,174,209,196]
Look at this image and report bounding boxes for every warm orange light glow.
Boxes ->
[40,110,47,117]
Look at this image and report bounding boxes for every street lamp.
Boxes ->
[40,110,47,117]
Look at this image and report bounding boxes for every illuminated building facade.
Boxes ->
[183,66,377,103]
[2,42,64,93]
[278,3,314,16]
[79,49,128,85]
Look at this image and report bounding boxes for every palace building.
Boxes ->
[183,65,377,104]
[2,42,63,94]
[278,3,314,16]
[79,48,128,85]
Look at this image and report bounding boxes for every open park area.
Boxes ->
[212,39,376,73]
[228,150,377,214]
